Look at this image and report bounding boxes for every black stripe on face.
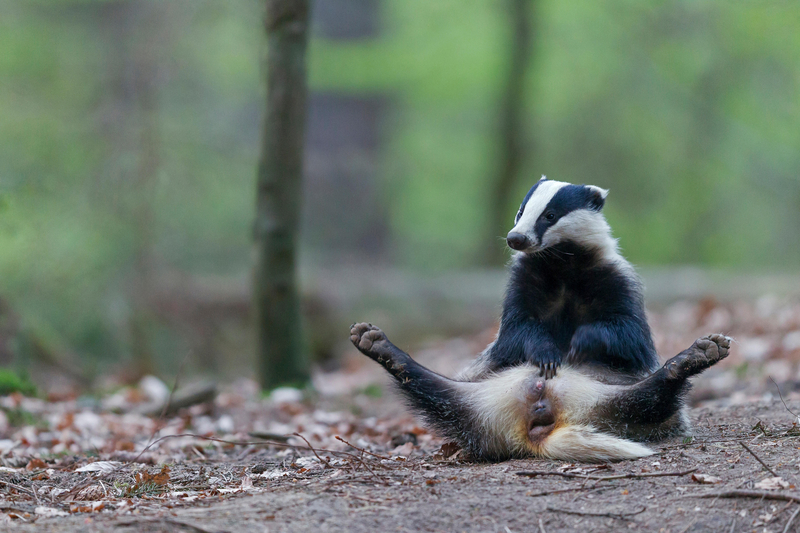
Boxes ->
[515,178,547,224]
[533,184,605,242]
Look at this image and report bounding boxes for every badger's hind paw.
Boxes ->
[666,334,731,379]
[350,322,397,362]
[350,322,385,352]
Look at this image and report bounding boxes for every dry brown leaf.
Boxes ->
[126,465,171,496]
[691,473,722,484]
[75,485,105,501]
[25,458,47,471]
[435,442,461,459]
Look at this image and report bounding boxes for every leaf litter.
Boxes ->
[1,297,800,531]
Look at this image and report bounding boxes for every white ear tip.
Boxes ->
[540,175,547,181]
[589,185,609,199]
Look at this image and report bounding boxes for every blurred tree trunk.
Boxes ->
[482,0,533,265]
[99,0,162,377]
[254,0,311,389]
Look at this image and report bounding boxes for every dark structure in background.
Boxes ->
[311,0,379,40]
[304,93,388,257]
[255,0,311,389]
[483,0,534,264]
[304,0,388,260]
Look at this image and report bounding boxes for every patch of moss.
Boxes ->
[0,369,36,396]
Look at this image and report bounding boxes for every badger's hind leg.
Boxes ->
[350,323,411,379]
[664,334,731,380]
[350,323,479,448]
[595,334,731,440]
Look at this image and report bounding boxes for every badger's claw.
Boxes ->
[539,361,560,380]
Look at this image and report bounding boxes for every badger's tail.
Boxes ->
[538,425,653,462]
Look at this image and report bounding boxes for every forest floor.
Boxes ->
[3,296,800,532]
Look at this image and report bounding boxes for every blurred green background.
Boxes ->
[1,0,799,387]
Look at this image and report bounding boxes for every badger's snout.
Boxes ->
[506,232,530,251]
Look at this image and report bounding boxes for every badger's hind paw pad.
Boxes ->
[350,322,389,353]
[693,334,731,363]
[666,334,732,378]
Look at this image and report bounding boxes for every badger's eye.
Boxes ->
[545,212,555,221]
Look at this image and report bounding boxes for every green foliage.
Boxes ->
[3,407,40,428]
[0,369,37,397]
[1,0,799,374]
[360,384,383,398]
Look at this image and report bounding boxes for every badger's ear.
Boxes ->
[586,185,608,211]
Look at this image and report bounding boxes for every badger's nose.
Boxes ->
[506,232,530,251]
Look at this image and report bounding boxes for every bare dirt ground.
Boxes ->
[3,297,800,532]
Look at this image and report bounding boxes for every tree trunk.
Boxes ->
[254,0,311,389]
[482,0,533,265]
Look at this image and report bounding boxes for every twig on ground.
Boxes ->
[117,518,221,533]
[292,433,333,469]
[0,479,37,501]
[729,518,736,533]
[159,350,192,420]
[60,432,388,500]
[545,506,645,520]
[517,468,697,481]
[335,436,392,461]
[527,486,601,498]
[689,490,800,504]
[538,517,547,533]
[660,433,800,451]
[739,441,778,477]
[784,505,800,533]
[770,376,800,420]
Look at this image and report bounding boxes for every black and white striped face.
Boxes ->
[506,177,610,253]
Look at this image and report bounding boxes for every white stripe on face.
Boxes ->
[511,180,569,239]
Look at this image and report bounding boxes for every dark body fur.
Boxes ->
[488,243,658,376]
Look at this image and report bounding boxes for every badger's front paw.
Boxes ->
[665,334,731,379]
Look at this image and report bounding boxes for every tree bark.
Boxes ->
[254,0,311,389]
[483,0,533,264]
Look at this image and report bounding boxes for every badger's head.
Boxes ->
[506,176,613,254]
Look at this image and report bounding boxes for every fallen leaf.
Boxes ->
[755,477,790,490]
[691,474,722,484]
[34,506,69,518]
[435,442,461,459]
[25,458,47,471]
[76,461,122,473]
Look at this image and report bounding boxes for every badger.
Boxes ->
[350,177,731,462]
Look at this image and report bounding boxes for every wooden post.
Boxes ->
[254,0,311,389]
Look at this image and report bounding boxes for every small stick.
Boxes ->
[0,479,37,500]
[538,517,547,533]
[528,486,599,498]
[770,376,800,420]
[690,491,800,504]
[729,518,736,533]
[739,441,778,477]
[292,433,333,469]
[784,505,800,533]
[60,432,384,500]
[545,506,645,520]
[517,468,697,481]
[335,436,392,461]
